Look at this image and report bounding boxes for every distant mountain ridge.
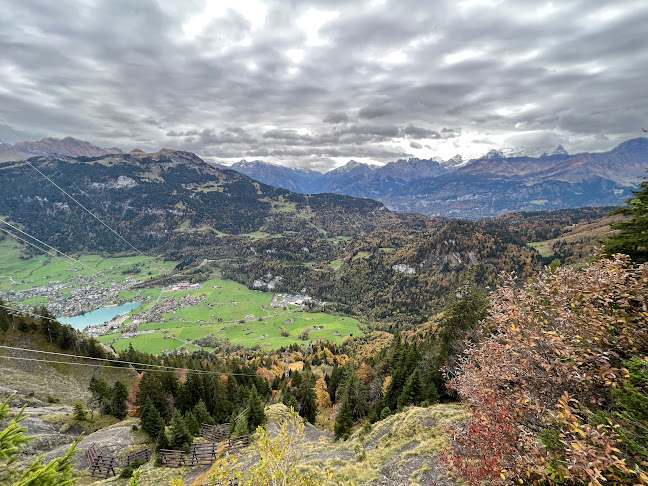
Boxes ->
[0,149,395,254]
[231,138,648,218]
[0,136,122,161]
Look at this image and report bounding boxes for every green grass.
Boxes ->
[105,310,360,354]
[329,259,343,270]
[99,276,362,354]
[527,240,555,257]
[0,239,175,297]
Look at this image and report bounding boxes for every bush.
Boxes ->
[73,401,87,421]
[119,466,134,479]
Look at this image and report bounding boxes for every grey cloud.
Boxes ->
[409,141,423,149]
[0,0,646,169]
[324,112,349,124]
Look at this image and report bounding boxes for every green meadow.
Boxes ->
[1,239,362,354]
[100,276,362,354]
[0,239,174,297]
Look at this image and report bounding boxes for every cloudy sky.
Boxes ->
[1,0,647,171]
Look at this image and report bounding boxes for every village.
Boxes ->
[4,271,142,317]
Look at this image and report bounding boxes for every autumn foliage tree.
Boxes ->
[444,255,648,485]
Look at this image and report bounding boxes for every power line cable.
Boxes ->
[0,345,259,376]
[0,226,60,261]
[0,122,143,255]
[0,220,110,276]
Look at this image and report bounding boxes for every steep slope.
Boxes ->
[0,149,391,253]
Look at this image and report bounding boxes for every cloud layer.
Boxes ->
[1,0,647,169]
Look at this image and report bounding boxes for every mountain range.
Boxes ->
[0,148,399,254]
[0,136,122,162]
[232,138,648,218]
[2,136,646,219]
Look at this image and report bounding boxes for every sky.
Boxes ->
[0,0,647,171]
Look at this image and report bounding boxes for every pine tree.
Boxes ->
[0,311,8,333]
[271,375,281,390]
[88,375,111,415]
[232,416,249,437]
[193,400,213,426]
[246,386,266,431]
[168,410,193,451]
[397,368,422,409]
[73,402,87,421]
[334,396,354,440]
[140,398,166,440]
[111,380,129,419]
[605,173,648,262]
[184,411,200,436]
[380,406,391,420]
[282,386,299,411]
[156,429,170,452]
[298,374,317,424]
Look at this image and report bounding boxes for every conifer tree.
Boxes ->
[334,396,354,440]
[110,380,129,419]
[0,311,8,333]
[281,386,299,411]
[184,411,200,437]
[298,374,317,424]
[0,396,79,485]
[168,410,192,451]
[291,370,302,392]
[88,375,111,415]
[232,416,249,437]
[156,430,169,452]
[397,368,422,409]
[140,398,166,440]
[246,386,266,431]
[605,173,648,262]
[193,400,213,426]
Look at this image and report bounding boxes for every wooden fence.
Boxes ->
[86,443,117,478]
[125,448,152,466]
[200,423,230,442]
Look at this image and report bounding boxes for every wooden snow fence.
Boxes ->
[200,423,230,442]
[161,435,251,470]
[125,448,152,466]
[224,435,251,452]
[159,449,186,468]
[189,441,225,466]
[86,443,117,478]
[189,435,252,466]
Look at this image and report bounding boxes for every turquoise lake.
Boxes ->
[58,302,140,330]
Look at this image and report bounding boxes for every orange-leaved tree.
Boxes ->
[444,255,648,485]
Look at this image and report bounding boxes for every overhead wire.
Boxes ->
[0,219,111,276]
[0,303,69,322]
[0,119,143,255]
[0,344,260,376]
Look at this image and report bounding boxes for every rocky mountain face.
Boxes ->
[0,137,122,161]
[0,149,393,253]
[232,138,648,219]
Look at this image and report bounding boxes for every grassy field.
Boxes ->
[0,238,174,296]
[1,239,362,354]
[99,276,361,354]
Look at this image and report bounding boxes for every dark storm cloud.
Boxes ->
[0,0,647,170]
[323,112,349,124]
